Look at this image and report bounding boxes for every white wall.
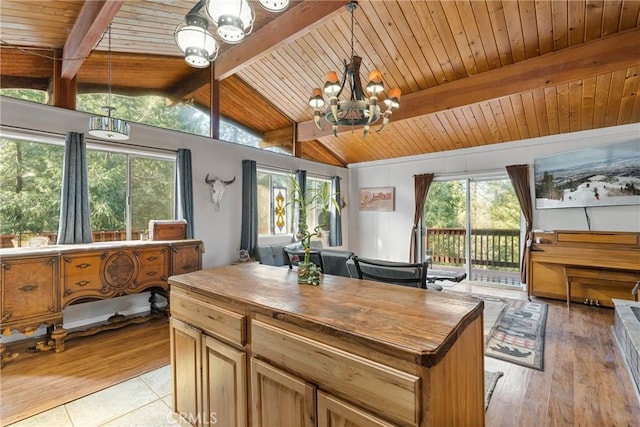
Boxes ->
[347,123,640,261]
[0,97,349,336]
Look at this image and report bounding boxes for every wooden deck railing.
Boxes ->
[426,228,521,269]
[1,230,144,248]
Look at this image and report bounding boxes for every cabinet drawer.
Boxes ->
[171,288,246,347]
[251,319,420,426]
[61,253,103,302]
[134,248,168,287]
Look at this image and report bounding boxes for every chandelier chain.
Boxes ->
[350,4,355,61]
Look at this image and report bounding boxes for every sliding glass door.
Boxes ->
[423,177,521,286]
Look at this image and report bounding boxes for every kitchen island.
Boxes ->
[169,263,484,427]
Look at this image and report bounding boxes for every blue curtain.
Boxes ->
[329,175,342,246]
[240,160,258,257]
[57,132,92,244]
[175,149,194,238]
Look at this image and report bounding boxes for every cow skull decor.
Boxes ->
[205,173,236,210]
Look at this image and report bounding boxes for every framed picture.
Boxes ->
[359,187,395,211]
[534,139,640,209]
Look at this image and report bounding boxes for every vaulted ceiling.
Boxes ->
[2,0,639,167]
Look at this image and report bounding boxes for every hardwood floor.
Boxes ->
[454,282,640,426]
[0,318,169,426]
[1,284,638,426]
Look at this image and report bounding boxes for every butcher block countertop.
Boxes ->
[168,263,483,368]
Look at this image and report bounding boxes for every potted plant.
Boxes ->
[288,177,340,284]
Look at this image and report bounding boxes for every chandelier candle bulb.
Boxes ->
[385,87,402,109]
[324,71,341,96]
[366,70,384,95]
[308,88,324,108]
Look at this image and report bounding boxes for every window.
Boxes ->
[87,149,175,239]
[3,90,291,154]
[0,134,175,246]
[256,170,333,239]
[76,93,288,153]
[0,138,64,243]
[257,169,294,236]
[306,176,332,231]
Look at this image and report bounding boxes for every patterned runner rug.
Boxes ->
[447,291,548,370]
[480,294,548,370]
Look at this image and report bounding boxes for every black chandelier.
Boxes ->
[308,1,401,137]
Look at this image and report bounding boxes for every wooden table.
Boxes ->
[168,263,485,426]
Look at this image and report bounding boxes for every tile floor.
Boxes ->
[8,365,178,427]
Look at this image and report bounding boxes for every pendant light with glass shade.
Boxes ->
[88,23,130,141]
[174,0,288,68]
[174,0,218,68]
[206,0,255,44]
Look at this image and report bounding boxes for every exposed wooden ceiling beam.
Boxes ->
[168,1,347,103]
[297,27,640,141]
[214,0,348,80]
[61,0,124,80]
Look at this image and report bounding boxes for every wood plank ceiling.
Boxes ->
[1,1,639,167]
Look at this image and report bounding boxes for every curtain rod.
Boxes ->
[0,125,177,154]
[414,168,509,180]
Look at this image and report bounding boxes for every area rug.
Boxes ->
[448,291,548,370]
[484,370,504,411]
[479,293,548,371]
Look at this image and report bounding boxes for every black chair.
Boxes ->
[283,246,324,271]
[349,256,430,289]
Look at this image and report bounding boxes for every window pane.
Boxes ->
[77,94,210,137]
[87,150,127,234]
[1,90,47,104]
[0,138,63,244]
[306,177,332,231]
[258,170,293,236]
[131,156,175,231]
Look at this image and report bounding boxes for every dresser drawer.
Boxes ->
[61,253,103,302]
[251,319,420,426]
[134,247,169,288]
[170,288,246,347]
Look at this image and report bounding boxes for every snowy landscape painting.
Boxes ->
[534,139,640,209]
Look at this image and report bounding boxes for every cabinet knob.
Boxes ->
[19,284,38,292]
[76,263,91,269]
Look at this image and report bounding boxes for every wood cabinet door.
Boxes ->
[202,336,246,427]
[317,391,396,427]
[1,256,59,327]
[251,358,315,427]
[171,244,202,276]
[170,318,203,427]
